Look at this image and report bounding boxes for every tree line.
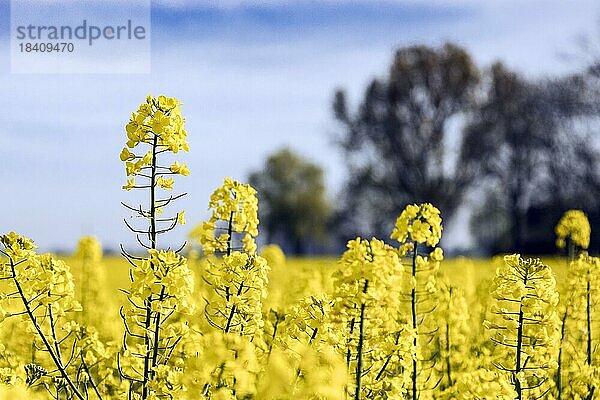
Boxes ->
[249,43,600,255]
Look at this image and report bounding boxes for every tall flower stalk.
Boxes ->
[554,209,591,398]
[194,178,268,339]
[485,255,560,400]
[119,95,194,400]
[391,203,444,400]
[330,237,412,399]
[560,254,600,399]
[191,178,269,397]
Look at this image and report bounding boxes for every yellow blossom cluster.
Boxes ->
[333,237,402,307]
[68,325,124,395]
[391,203,443,251]
[185,331,260,399]
[202,252,269,337]
[0,233,81,319]
[258,344,348,399]
[147,364,184,397]
[128,249,195,314]
[437,369,517,399]
[278,294,332,352]
[123,95,188,152]
[0,232,36,259]
[191,178,259,255]
[330,237,414,398]
[566,253,600,319]
[555,209,591,250]
[120,95,189,191]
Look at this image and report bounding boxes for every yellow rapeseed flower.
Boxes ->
[555,209,590,250]
[391,203,443,247]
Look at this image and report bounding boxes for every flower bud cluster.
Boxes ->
[391,203,443,251]
[191,178,259,255]
[121,95,189,192]
[555,209,590,250]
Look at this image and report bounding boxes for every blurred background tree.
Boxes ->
[467,63,599,254]
[249,148,330,255]
[331,43,484,240]
[249,42,600,256]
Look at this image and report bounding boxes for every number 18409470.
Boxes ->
[19,42,74,52]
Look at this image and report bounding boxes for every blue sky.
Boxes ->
[1,0,599,252]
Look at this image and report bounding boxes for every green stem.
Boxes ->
[226,211,234,256]
[151,286,167,371]
[514,272,527,400]
[149,135,158,249]
[347,317,355,368]
[142,134,159,400]
[267,311,280,358]
[586,264,596,400]
[445,319,452,388]
[354,280,369,400]
[224,281,245,333]
[411,242,418,400]
[587,278,592,366]
[556,309,568,400]
[81,353,104,400]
